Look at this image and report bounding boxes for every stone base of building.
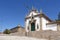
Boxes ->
[6,30,60,40]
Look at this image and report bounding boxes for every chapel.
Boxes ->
[5,7,60,40]
[25,8,60,32]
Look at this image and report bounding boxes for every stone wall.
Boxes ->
[1,30,60,40]
[26,30,60,40]
[10,27,24,33]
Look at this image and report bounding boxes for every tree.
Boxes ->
[3,29,11,34]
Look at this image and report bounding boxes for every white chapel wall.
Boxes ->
[25,18,31,32]
[46,24,57,31]
[42,17,57,31]
[42,17,48,30]
[34,17,40,31]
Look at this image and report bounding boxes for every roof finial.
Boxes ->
[31,6,37,12]
[40,9,43,14]
[32,6,34,10]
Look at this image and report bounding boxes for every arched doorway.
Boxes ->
[31,22,35,31]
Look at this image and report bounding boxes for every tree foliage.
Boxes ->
[3,29,11,34]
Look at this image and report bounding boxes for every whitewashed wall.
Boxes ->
[42,17,57,31]
[25,18,31,32]
[46,24,57,31]
[42,17,49,30]
[34,17,40,31]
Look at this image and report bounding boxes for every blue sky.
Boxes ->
[0,0,60,32]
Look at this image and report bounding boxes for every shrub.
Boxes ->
[3,29,11,34]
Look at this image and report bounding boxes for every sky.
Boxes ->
[0,0,60,32]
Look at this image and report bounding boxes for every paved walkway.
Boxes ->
[0,36,47,40]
